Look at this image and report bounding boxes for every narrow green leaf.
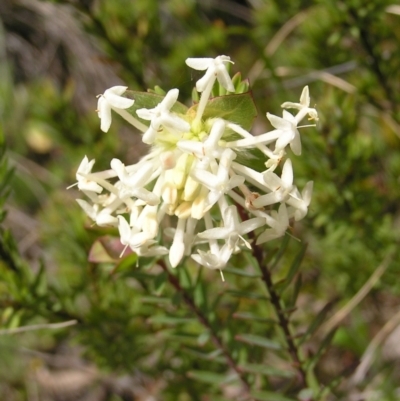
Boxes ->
[232,312,276,324]
[225,290,269,301]
[153,85,166,95]
[197,330,210,346]
[140,296,170,305]
[171,292,182,306]
[306,329,337,371]
[187,370,237,385]
[148,315,196,325]
[31,262,46,294]
[183,347,224,363]
[169,332,198,342]
[299,301,336,345]
[178,265,192,289]
[235,334,282,350]
[271,235,291,269]
[251,390,296,401]
[290,273,302,308]
[223,267,261,278]
[114,253,138,272]
[277,243,307,293]
[154,271,168,295]
[194,280,207,309]
[239,363,295,378]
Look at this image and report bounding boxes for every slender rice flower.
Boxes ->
[72,55,318,274]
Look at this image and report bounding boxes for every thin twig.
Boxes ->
[158,260,253,400]
[0,320,78,335]
[251,242,307,386]
[319,253,392,336]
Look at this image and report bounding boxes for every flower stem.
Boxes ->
[251,241,308,388]
[193,82,213,125]
[159,260,253,399]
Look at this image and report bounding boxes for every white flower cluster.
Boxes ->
[72,56,318,276]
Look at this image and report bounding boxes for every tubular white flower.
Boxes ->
[198,205,265,251]
[186,56,235,124]
[136,89,190,144]
[185,56,235,93]
[97,86,135,132]
[281,86,319,123]
[256,204,289,245]
[286,181,313,221]
[267,111,302,156]
[77,156,102,193]
[252,158,294,208]
[117,215,154,255]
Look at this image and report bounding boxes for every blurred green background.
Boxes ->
[1,0,400,400]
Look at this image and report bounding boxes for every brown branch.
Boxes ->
[251,241,307,387]
[158,260,253,399]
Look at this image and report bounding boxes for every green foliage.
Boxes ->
[1,0,400,400]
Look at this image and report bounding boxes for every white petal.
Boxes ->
[160,113,190,133]
[162,88,180,110]
[105,92,134,109]
[302,181,313,205]
[78,180,103,194]
[281,101,301,110]
[96,212,118,226]
[142,126,158,144]
[128,232,152,248]
[239,217,266,234]
[275,130,295,152]
[267,113,291,130]
[76,199,97,220]
[169,241,185,267]
[136,108,154,121]
[227,175,245,191]
[299,86,310,106]
[216,68,235,92]
[107,86,129,96]
[256,229,283,245]
[290,130,302,156]
[263,171,282,191]
[252,192,282,208]
[117,216,131,245]
[281,159,293,188]
[196,68,215,92]
[99,100,112,132]
[177,140,204,157]
[198,227,231,240]
[77,156,93,175]
[185,58,213,70]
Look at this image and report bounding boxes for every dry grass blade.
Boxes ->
[349,308,400,385]
[248,11,308,83]
[303,70,356,93]
[318,253,392,336]
[386,5,400,15]
[0,320,77,335]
